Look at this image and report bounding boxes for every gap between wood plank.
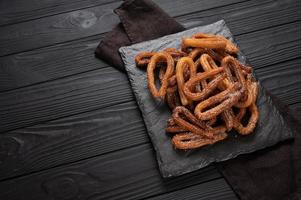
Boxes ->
[0,0,122,27]
[235,19,301,37]
[173,0,251,19]
[143,177,231,200]
[0,64,112,93]
[0,140,148,183]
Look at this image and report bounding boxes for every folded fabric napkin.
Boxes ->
[95,0,301,199]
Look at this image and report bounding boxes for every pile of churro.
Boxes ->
[135,33,259,150]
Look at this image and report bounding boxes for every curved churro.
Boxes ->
[135,52,155,68]
[172,132,227,150]
[194,83,242,120]
[176,57,197,105]
[147,52,174,99]
[172,106,214,138]
[183,68,226,101]
[192,33,239,54]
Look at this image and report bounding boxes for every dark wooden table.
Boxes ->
[0,0,301,199]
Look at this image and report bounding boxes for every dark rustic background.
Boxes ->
[0,0,301,199]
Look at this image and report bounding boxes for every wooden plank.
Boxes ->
[1,57,300,181]
[146,178,237,200]
[0,67,134,133]
[0,34,105,92]
[0,144,221,200]
[236,22,301,69]
[0,101,147,180]
[256,58,301,105]
[1,0,301,91]
[0,2,122,57]
[179,0,301,35]
[0,0,246,57]
[154,0,247,17]
[0,0,120,26]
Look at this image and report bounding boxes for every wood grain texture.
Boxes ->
[1,0,301,92]
[1,57,300,181]
[0,0,121,26]
[0,144,221,200]
[179,0,301,34]
[236,21,301,68]
[0,34,106,92]
[256,58,301,105]
[0,67,134,133]
[0,1,300,199]
[146,178,237,200]
[0,2,122,57]
[154,0,247,17]
[0,0,247,57]
[0,101,146,180]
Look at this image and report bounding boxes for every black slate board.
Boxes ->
[119,20,294,178]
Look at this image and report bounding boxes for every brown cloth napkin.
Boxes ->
[95,0,184,72]
[217,92,301,200]
[95,0,300,199]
